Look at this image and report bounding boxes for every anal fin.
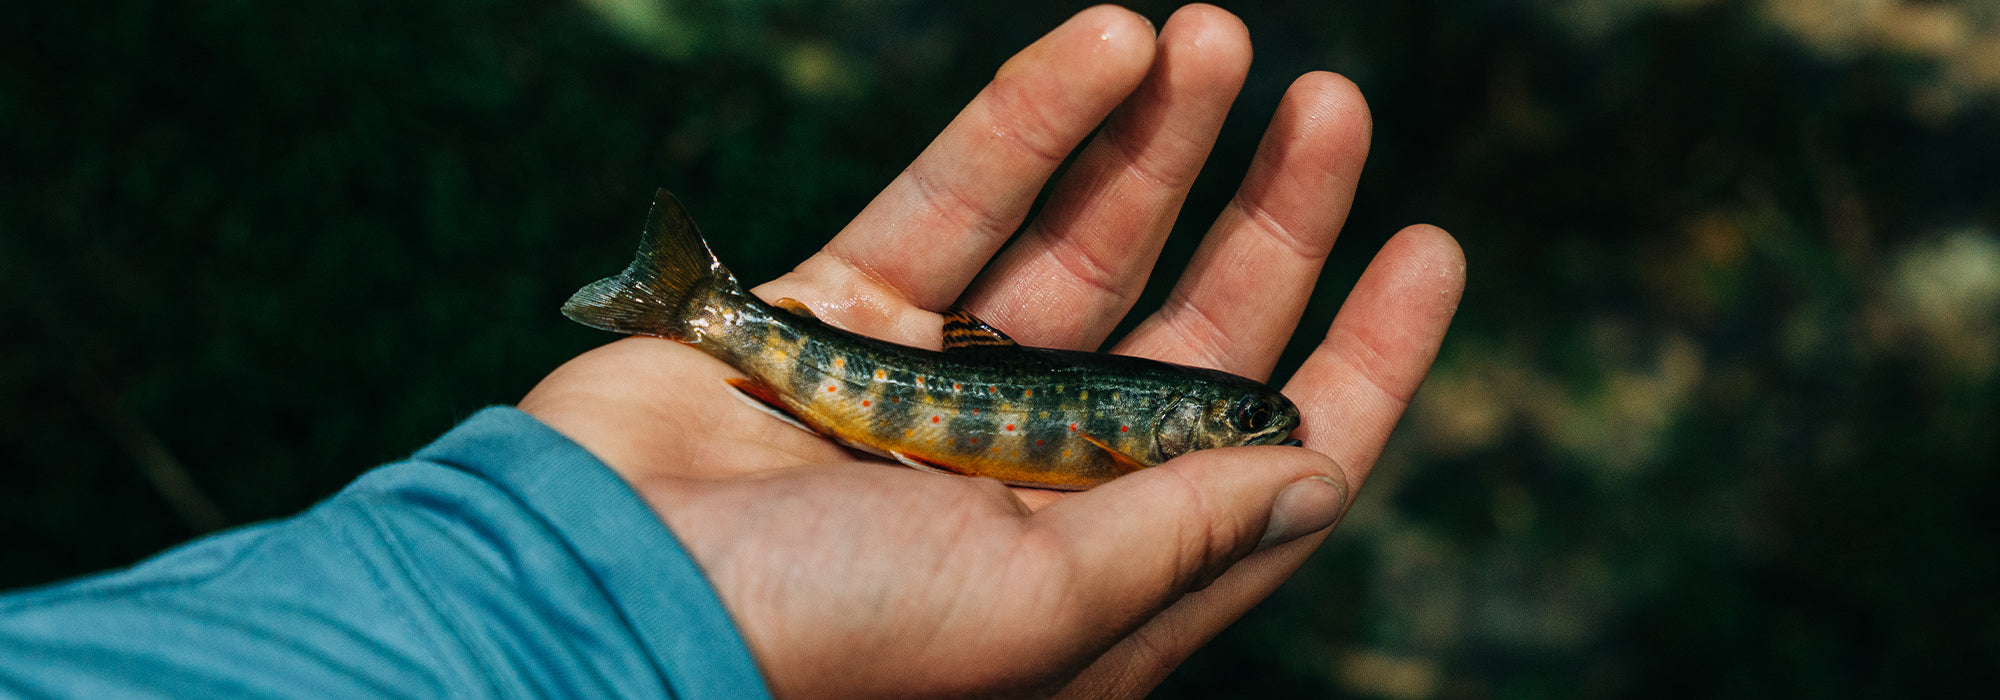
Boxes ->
[887,449,964,477]
[724,377,818,436]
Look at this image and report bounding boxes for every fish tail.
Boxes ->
[562,189,744,341]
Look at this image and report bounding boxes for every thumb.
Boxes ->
[1030,445,1350,632]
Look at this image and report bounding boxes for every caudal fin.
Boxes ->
[561,189,739,341]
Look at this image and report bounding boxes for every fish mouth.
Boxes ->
[1239,427,1299,448]
[1245,410,1303,448]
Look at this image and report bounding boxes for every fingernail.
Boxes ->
[1257,476,1345,551]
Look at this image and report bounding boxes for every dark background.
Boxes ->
[5,0,1997,696]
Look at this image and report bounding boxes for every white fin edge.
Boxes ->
[724,381,817,436]
[888,450,955,476]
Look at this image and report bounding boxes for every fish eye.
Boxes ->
[1231,395,1273,433]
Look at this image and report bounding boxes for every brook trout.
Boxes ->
[561,190,1301,489]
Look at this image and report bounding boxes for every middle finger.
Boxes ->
[755,6,1156,346]
[1114,71,1374,380]
[960,5,1255,350]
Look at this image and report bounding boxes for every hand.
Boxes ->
[519,5,1463,698]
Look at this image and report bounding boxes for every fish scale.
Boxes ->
[559,190,1302,490]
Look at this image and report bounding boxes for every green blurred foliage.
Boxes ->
[4,0,1997,697]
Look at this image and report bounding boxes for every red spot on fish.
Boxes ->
[1023,389,1034,398]
[969,437,978,444]
[953,383,963,391]
[1068,423,1078,431]
[915,377,925,387]
[892,396,902,403]
[971,408,980,415]
[987,385,997,394]
[1120,425,1130,433]
[826,386,837,393]
[931,416,941,423]
[1005,424,1015,431]
[1035,439,1045,446]
[862,400,872,407]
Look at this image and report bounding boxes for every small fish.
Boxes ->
[561,190,1302,490]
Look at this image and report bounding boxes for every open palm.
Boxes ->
[519,5,1463,698]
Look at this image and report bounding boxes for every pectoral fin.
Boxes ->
[1077,434,1150,474]
[941,306,1019,351]
[724,377,817,436]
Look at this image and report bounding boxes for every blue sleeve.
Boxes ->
[0,407,771,699]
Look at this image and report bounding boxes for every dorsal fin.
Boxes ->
[941,306,1018,351]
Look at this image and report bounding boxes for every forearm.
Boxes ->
[0,407,767,699]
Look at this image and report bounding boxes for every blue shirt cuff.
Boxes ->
[0,406,771,699]
[414,407,769,699]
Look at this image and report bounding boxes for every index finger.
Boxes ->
[755,6,1156,344]
[1062,224,1465,698]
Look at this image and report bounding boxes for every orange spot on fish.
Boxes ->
[862,400,872,407]
[1068,423,1078,431]
[833,357,846,368]
[953,383,963,391]
[1005,424,1015,431]
[826,386,837,393]
[875,370,886,380]
[931,416,941,423]
[904,429,914,437]
[987,386,997,394]
[1023,389,1033,398]
[915,377,925,387]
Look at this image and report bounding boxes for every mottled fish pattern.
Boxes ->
[561,190,1301,490]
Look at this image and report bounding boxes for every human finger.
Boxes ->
[1059,224,1465,698]
[1283,224,1463,486]
[958,4,1252,350]
[1027,443,1350,676]
[1113,71,1374,380]
[754,6,1157,345]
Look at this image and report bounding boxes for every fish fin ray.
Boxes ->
[724,377,818,436]
[887,450,962,476]
[562,189,742,341]
[941,306,1019,351]
[772,297,820,320]
[1077,434,1149,474]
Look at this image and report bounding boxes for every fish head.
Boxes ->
[1152,373,1301,462]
